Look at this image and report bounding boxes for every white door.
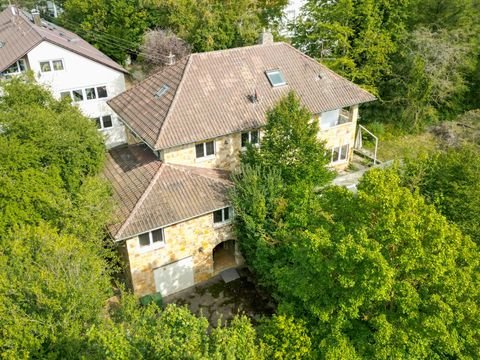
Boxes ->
[153,257,194,297]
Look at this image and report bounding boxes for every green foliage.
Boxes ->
[234,162,480,357]
[258,315,312,360]
[0,224,112,359]
[401,145,480,245]
[88,296,267,360]
[242,91,333,188]
[0,77,113,358]
[294,0,410,94]
[149,0,286,53]
[59,0,161,63]
[0,77,107,236]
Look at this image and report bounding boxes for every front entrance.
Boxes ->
[213,240,237,273]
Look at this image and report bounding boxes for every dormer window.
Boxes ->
[265,69,286,87]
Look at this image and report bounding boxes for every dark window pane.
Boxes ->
[223,207,230,221]
[52,60,64,71]
[340,144,349,160]
[18,59,26,72]
[139,233,150,247]
[60,91,71,100]
[241,132,249,147]
[40,61,51,72]
[213,209,223,223]
[332,147,340,162]
[195,143,204,158]
[205,141,214,156]
[85,88,96,100]
[251,130,259,144]
[151,229,163,243]
[97,86,108,98]
[102,115,112,128]
[72,89,83,102]
[93,117,101,129]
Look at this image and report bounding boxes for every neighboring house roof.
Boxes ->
[108,42,376,151]
[104,144,231,240]
[0,6,126,73]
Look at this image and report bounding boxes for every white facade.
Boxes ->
[25,41,127,148]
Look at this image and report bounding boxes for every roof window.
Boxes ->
[155,84,169,98]
[265,69,286,87]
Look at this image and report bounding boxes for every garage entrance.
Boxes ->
[153,257,194,297]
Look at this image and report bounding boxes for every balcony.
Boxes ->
[319,109,352,131]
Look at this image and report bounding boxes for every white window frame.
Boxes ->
[59,85,108,103]
[94,115,113,130]
[241,130,260,149]
[213,207,233,227]
[265,69,287,87]
[138,228,165,251]
[195,140,216,161]
[330,144,350,164]
[1,59,27,76]
[39,59,64,73]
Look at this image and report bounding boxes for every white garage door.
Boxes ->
[153,257,194,297]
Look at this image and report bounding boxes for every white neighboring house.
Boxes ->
[0,6,128,148]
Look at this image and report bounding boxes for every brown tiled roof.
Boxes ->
[0,6,126,73]
[104,144,231,240]
[108,42,376,151]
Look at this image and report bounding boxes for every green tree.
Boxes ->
[234,166,480,358]
[242,91,333,188]
[401,145,480,245]
[0,224,112,359]
[59,0,161,63]
[293,0,410,94]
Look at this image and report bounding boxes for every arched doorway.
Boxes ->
[213,240,237,273]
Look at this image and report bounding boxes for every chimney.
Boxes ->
[258,30,274,45]
[165,52,176,66]
[31,9,41,27]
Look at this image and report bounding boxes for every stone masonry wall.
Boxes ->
[318,105,359,170]
[162,133,243,171]
[125,212,236,297]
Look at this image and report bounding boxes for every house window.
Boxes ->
[52,60,64,71]
[241,130,260,148]
[138,228,164,248]
[94,115,113,130]
[85,87,96,100]
[213,207,232,225]
[72,89,84,102]
[1,59,27,76]
[96,86,108,98]
[60,91,71,100]
[195,141,215,159]
[331,144,349,163]
[265,69,286,87]
[40,59,64,72]
[59,85,108,102]
[40,61,51,72]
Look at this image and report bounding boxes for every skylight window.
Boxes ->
[265,69,286,87]
[155,84,170,98]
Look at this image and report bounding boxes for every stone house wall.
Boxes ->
[124,212,237,297]
[162,133,243,171]
[318,105,359,170]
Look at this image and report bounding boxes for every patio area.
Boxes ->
[163,267,275,327]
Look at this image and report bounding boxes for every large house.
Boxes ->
[0,6,127,148]
[106,34,375,297]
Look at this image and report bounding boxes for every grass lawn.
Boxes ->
[362,111,480,162]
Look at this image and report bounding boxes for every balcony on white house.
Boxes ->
[319,108,352,131]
